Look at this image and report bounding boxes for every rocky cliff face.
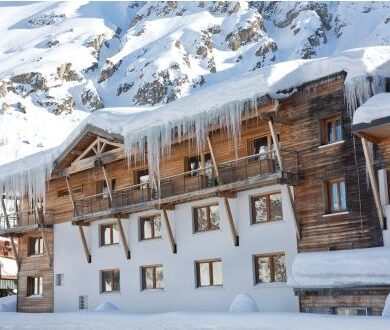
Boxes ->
[0,1,389,163]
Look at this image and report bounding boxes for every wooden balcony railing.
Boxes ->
[73,150,298,218]
[0,208,52,231]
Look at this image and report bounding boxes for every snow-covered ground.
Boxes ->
[0,311,389,330]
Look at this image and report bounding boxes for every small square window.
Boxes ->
[336,307,368,316]
[326,178,347,213]
[140,215,162,240]
[185,153,212,177]
[100,223,119,246]
[28,237,44,256]
[254,253,286,284]
[251,192,283,223]
[79,296,88,310]
[135,169,150,189]
[101,269,120,293]
[27,276,43,296]
[196,259,223,287]
[141,265,164,290]
[193,204,220,232]
[56,273,64,286]
[96,179,116,195]
[321,116,343,145]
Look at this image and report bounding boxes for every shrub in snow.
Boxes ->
[0,295,16,312]
[94,302,121,312]
[382,293,390,317]
[229,293,259,313]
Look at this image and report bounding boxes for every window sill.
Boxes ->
[100,291,121,295]
[254,282,287,289]
[139,237,163,242]
[141,288,165,293]
[322,211,349,218]
[196,285,224,291]
[27,254,44,258]
[99,243,120,248]
[251,219,284,226]
[193,228,221,235]
[26,295,43,299]
[318,140,345,149]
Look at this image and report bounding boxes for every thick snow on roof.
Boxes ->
[0,257,17,278]
[0,46,390,201]
[289,247,390,288]
[353,93,390,125]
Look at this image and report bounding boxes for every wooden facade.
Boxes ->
[1,73,387,313]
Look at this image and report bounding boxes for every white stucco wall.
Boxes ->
[53,184,299,313]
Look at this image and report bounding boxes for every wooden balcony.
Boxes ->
[73,150,298,221]
[0,209,53,235]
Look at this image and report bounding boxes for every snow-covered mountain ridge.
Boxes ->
[0,1,390,165]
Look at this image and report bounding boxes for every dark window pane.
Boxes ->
[155,266,164,289]
[257,257,271,283]
[339,181,346,210]
[195,208,208,231]
[335,119,342,140]
[273,255,286,282]
[327,122,334,143]
[270,193,283,220]
[143,219,152,239]
[253,196,267,223]
[198,262,210,286]
[212,261,223,286]
[209,205,220,229]
[144,268,154,289]
[154,216,162,238]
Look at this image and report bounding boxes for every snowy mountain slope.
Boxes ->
[0,1,390,166]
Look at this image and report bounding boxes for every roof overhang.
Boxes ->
[352,115,390,142]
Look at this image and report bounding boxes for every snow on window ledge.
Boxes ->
[254,282,287,289]
[322,211,350,218]
[26,294,43,299]
[318,140,345,149]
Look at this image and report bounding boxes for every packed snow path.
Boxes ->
[0,311,389,330]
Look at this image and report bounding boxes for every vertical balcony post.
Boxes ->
[361,137,386,230]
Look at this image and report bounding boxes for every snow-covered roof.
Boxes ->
[353,93,390,125]
[0,257,17,279]
[1,46,390,202]
[289,247,390,289]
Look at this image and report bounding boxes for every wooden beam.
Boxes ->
[101,165,114,207]
[207,135,220,181]
[35,207,52,267]
[355,132,382,145]
[285,185,301,239]
[116,218,130,259]
[222,196,239,246]
[65,176,76,212]
[0,196,19,263]
[268,118,284,171]
[361,137,386,230]
[161,208,177,254]
[78,224,91,263]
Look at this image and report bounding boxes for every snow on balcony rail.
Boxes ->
[1,46,390,203]
[352,93,390,125]
[288,247,390,288]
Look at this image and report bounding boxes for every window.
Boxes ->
[322,116,342,144]
[336,307,368,316]
[196,259,223,287]
[55,273,64,286]
[326,178,347,213]
[254,253,286,284]
[251,192,283,223]
[57,185,82,198]
[27,276,43,296]
[135,169,149,189]
[100,223,119,246]
[185,153,212,176]
[79,296,88,310]
[101,269,120,293]
[141,265,164,290]
[28,237,44,256]
[249,135,279,159]
[193,204,220,232]
[140,215,162,240]
[96,179,116,195]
